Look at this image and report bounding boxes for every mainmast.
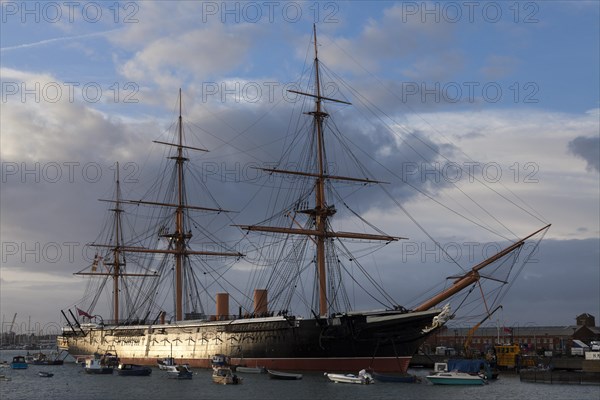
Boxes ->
[312,24,331,317]
[174,88,188,321]
[238,26,404,318]
[112,164,122,322]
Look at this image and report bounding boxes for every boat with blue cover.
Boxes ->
[10,356,28,369]
[448,358,497,380]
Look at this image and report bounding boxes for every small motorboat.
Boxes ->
[75,356,92,367]
[10,356,28,370]
[38,371,54,378]
[84,358,113,374]
[211,354,230,368]
[371,371,418,383]
[426,370,486,385]
[235,365,266,374]
[29,352,65,366]
[157,357,177,371]
[212,367,243,385]
[324,369,374,384]
[267,369,303,380]
[117,363,152,376]
[165,364,193,379]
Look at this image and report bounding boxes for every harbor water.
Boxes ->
[1,351,598,400]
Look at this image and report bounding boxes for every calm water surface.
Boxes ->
[1,351,598,400]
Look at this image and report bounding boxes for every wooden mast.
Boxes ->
[174,88,186,321]
[312,23,330,317]
[237,25,403,318]
[112,163,122,323]
[76,163,159,324]
[151,89,242,321]
[83,90,242,324]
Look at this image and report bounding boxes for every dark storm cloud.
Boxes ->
[372,237,600,326]
[568,135,600,172]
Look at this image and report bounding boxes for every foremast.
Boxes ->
[238,25,405,317]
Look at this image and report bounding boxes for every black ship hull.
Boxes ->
[59,308,444,372]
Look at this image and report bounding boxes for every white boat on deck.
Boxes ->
[324,369,374,384]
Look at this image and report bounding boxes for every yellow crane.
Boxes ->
[464,305,502,358]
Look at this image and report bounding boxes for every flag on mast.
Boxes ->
[76,307,93,319]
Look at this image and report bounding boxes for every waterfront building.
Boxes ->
[422,313,600,356]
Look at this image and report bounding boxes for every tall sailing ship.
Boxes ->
[58,27,550,372]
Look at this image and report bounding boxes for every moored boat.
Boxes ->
[165,364,193,379]
[267,369,303,380]
[10,356,27,369]
[157,357,177,371]
[211,354,230,368]
[447,359,497,380]
[117,363,152,376]
[371,371,418,383]
[324,369,374,384]
[28,352,65,366]
[212,367,242,385]
[84,357,114,375]
[426,370,486,385]
[236,365,266,374]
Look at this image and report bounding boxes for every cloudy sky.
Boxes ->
[1,1,598,335]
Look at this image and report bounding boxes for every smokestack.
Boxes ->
[253,289,268,315]
[160,311,166,324]
[216,293,229,320]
